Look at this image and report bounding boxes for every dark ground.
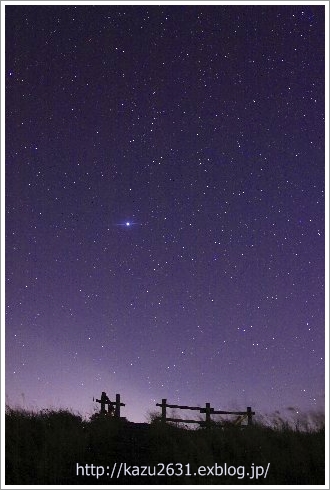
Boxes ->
[6,408,325,485]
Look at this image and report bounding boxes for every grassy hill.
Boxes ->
[6,406,325,485]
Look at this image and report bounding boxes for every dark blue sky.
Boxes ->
[6,3,325,422]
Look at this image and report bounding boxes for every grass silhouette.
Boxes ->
[6,405,324,484]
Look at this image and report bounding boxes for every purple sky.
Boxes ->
[5,3,325,423]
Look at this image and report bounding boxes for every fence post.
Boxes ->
[205,403,211,428]
[161,398,167,423]
[115,394,121,417]
[99,392,107,414]
[247,407,253,426]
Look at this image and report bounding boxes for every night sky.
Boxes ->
[5,3,325,423]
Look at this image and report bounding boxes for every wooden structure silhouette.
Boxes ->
[95,391,125,417]
[156,399,254,427]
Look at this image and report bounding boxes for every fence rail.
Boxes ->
[156,399,255,427]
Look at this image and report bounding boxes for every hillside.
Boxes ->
[6,407,324,485]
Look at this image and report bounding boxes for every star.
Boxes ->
[114,221,137,227]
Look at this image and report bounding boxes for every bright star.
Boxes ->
[114,220,138,227]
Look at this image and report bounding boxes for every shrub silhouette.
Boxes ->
[6,405,325,485]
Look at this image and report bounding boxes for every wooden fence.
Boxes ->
[156,399,255,427]
[93,391,255,427]
[94,391,125,417]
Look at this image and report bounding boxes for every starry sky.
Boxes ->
[5,3,325,423]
